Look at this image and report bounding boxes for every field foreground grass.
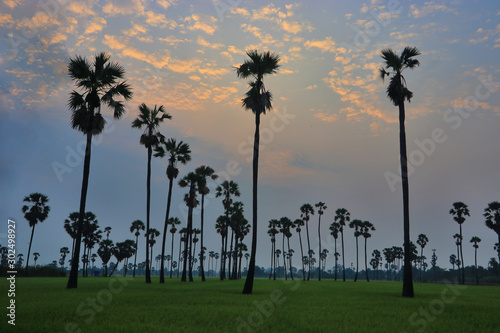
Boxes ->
[1,277,499,332]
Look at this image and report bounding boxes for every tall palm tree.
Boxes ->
[349,219,363,282]
[293,218,306,280]
[129,220,145,278]
[484,201,500,263]
[215,216,228,279]
[267,219,279,280]
[453,233,462,283]
[329,221,341,281]
[231,202,250,279]
[314,202,327,281]
[154,138,191,283]
[236,50,280,294]
[168,217,181,278]
[361,221,375,282]
[67,52,132,289]
[195,165,218,281]
[215,180,240,280]
[179,172,200,282]
[300,204,315,280]
[21,192,50,276]
[416,234,429,282]
[380,46,420,297]
[470,236,481,285]
[334,208,350,281]
[450,202,469,284]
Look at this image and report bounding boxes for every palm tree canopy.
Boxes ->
[379,46,421,106]
[22,193,50,227]
[154,138,192,180]
[449,202,470,225]
[300,203,315,221]
[132,103,171,148]
[68,52,132,135]
[334,208,350,226]
[130,220,145,234]
[195,165,218,196]
[484,201,500,234]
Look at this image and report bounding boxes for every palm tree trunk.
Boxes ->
[109,260,121,277]
[133,234,138,278]
[365,237,369,282]
[269,241,274,279]
[222,208,229,280]
[341,230,346,282]
[160,177,174,283]
[177,234,182,278]
[228,230,234,279]
[243,110,260,294]
[170,233,175,278]
[306,221,311,281]
[475,247,478,285]
[354,236,359,282]
[220,236,224,280]
[318,216,322,281]
[25,225,35,276]
[459,224,465,284]
[334,238,338,281]
[200,194,206,281]
[287,237,294,280]
[399,100,414,297]
[282,233,287,280]
[298,231,305,281]
[67,128,93,289]
[145,145,152,284]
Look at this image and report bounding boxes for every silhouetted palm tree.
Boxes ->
[215,215,228,278]
[379,46,420,297]
[335,208,350,281]
[329,221,341,281]
[315,202,327,281]
[132,103,171,284]
[146,228,160,271]
[67,52,132,289]
[361,221,375,282]
[60,247,70,268]
[300,203,315,280]
[470,236,481,285]
[293,218,306,280]
[349,219,363,282]
[484,202,500,263]
[416,234,429,282]
[64,212,79,255]
[450,202,469,284]
[236,50,280,294]
[195,165,218,281]
[154,138,191,283]
[21,192,50,276]
[32,252,40,268]
[449,254,457,271]
[109,240,136,277]
[268,219,279,280]
[168,217,181,278]
[431,249,437,282]
[98,239,114,277]
[129,220,145,278]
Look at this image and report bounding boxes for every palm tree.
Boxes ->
[192,228,201,270]
[109,240,136,277]
[195,165,218,281]
[334,208,350,281]
[236,50,280,294]
[64,212,79,255]
[293,218,306,280]
[154,138,191,283]
[132,103,171,283]
[146,228,160,271]
[67,52,132,289]
[231,202,250,279]
[383,247,395,281]
[450,202,469,284]
[314,202,327,281]
[129,220,145,278]
[179,172,200,282]
[215,180,240,280]
[349,219,363,282]
[431,249,437,282]
[98,239,114,277]
[33,252,40,268]
[21,192,50,276]
[361,221,375,282]
[329,221,341,281]
[279,217,294,280]
[60,247,70,269]
[300,204,315,280]
[215,216,228,279]
[469,236,481,285]
[379,46,420,297]
[268,219,279,280]
[90,253,97,275]
[416,234,429,282]
[484,202,500,263]
[449,254,457,271]
[371,249,382,280]
[168,217,181,278]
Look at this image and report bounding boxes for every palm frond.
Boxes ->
[381,48,401,71]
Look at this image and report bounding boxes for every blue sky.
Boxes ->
[1,0,499,270]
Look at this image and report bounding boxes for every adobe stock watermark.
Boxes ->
[340,0,402,57]
[65,276,129,333]
[6,0,70,57]
[176,106,296,222]
[236,278,300,332]
[401,281,467,333]
[384,74,500,192]
[213,0,244,21]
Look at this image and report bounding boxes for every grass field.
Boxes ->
[1,276,499,332]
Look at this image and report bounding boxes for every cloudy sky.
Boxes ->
[1,0,499,272]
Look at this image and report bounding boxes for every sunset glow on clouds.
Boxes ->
[1,0,499,268]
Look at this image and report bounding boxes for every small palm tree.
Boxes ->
[293,218,306,280]
[416,234,429,282]
[470,236,481,285]
[450,202,469,284]
[349,219,363,282]
[129,220,145,278]
[132,103,171,283]
[168,217,181,278]
[300,204,315,280]
[484,202,500,263]
[22,192,50,276]
[33,252,40,268]
[314,202,327,281]
[379,46,420,297]
[335,208,350,281]
[67,52,132,289]
[60,247,70,269]
[361,221,375,282]
[329,221,341,281]
[236,50,280,295]
[146,228,161,271]
[64,212,79,255]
